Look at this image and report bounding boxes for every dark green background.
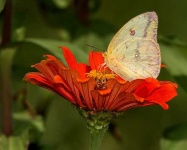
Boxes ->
[0,0,187,150]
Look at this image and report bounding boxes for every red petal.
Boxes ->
[24,72,53,88]
[43,54,57,60]
[24,72,76,102]
[33,61,55,82]
[77,63,91,78]
[74,79,96,109]
[126,79,142,92]
[53,75,72,91]
[60,46,90,78]
[103,79,134,110]
[54,86,76,103]
[110,93,138,111]
[58,69,84,105]
[104,80,124,109]
[89,51,104,70]
[134,78,160,98]
[146,83,178,110]
[98,88,111,95]
[60,46,78,70]
[91,90,105,111]
[45,55,67,70]
[161,64,167,68]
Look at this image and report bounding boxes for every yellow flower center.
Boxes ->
[87,70,115,90]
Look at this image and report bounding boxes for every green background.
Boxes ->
[0,0,187,150]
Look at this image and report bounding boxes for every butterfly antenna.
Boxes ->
[86,44,105,52]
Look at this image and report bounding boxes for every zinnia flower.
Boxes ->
[24,47,177,112]
[23,46,178,150]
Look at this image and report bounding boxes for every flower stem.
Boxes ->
[77,108,121,150]
[89,126,107,150]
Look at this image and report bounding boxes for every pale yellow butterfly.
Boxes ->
[103,12,161,81]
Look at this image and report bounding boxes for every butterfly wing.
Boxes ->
[105,38,161,81]
[107,12,158,53]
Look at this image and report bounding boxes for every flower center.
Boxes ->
[87,70,115,90]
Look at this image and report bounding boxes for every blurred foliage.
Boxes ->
[0,0,6,13]
[0,0,187,150]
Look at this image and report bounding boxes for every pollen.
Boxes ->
[87,70,115,90]
[87,70,115,80]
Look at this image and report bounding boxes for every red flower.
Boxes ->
[23,47,177,112]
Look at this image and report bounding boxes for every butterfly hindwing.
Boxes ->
[106,38,161,81]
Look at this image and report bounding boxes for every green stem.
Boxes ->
[77,108,121,150]
[89,127,107,150]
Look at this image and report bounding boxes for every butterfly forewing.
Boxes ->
[107,12,158,53]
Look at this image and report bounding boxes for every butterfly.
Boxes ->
[103,12,161,81]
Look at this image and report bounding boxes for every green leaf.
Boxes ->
[53,0,71,8]
[40,97,89,149]
[24,38,88,63]
[13,111,44,134]
[0,131,29,150]
[163,122,187,140]
[160,37,187,76]
[161,138,187,150]
[0,0,6,13]
[12,27,26,42]
[160,45,187,76]
[159,37,187,91]
[73,32,106,52]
